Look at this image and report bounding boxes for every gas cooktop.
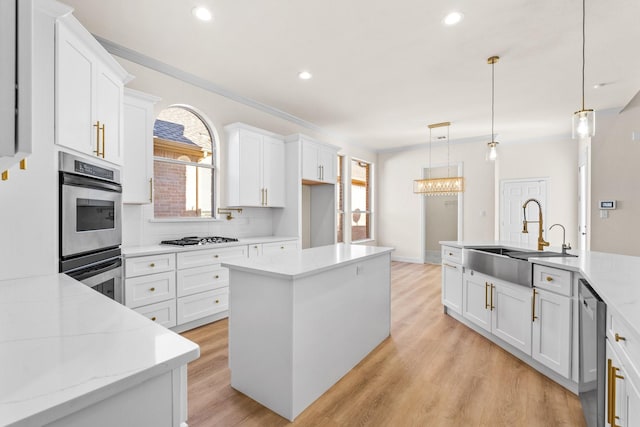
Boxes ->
[160,236,239,246]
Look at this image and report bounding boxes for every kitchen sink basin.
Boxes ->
[463,246,578,287]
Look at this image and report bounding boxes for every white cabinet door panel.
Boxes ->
[238,129,262,206]
[96,68,123,164]
[492,280,532,356]
[532,288,571,377]
[442,262,463,314]
[462,272,491,333]
[263,135,285,207]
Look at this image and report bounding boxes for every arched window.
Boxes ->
[152,106,215,218]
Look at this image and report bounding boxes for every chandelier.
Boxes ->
[413,121,464,196]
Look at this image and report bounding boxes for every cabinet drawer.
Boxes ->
[125,253,175,278]
[177,288,229,325]
[177,246,248,269]
[533,264,572,296]
[442,246,462,265]
[608,311,640,379]
[247,244,263,258]
[133,300,176,329]
[177,265,229,297]
[125,271,176,309]
[262,240,299,256]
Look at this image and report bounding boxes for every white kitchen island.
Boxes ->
[222,243,393,421]
[0,273,199,427]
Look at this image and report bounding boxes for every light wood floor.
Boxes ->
[182,262,586,426]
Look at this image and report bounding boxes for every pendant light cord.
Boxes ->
[428,127,432,179]
[581,0,586,110]
[491,60,495,142]
[447,125,451,178]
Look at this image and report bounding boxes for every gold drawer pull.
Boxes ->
[214,254,219,258]
[214,275,219,279]
[281,246,285,249]
[215,299,220,304]
[254,245,258,249]
[615,333,626,342]
[448,252,453,256]
[546,276,553,282]
[151,316,157,321]
[149,263,155,267]
[532,289,538,322]
[149,287,156,292]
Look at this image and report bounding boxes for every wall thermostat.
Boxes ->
[599,200,616,210]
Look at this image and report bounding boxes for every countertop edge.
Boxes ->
[122,236,299,257]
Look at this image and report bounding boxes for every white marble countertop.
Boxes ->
[0,273,200,427]
[440,240,640,347]
[222,243,394,279]
[122,235,299,257]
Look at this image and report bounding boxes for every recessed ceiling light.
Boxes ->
[593,83,606,89]
[443,11,464,26]
[192,6,213,22]
[298,71,312,80]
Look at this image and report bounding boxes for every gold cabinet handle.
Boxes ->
[19,158,26,170]
[149,178,153,202]
[149,287,156,292]
[532,289,538,322]
[546,276,553,282]
[490,284,495,310]
[93,121,101,156]
[265,188,268,205]
[448,252,453,256]
[215,299,220,304]
[214,254,219,259]
[1,170,8,181]
[214,275,219,279]
[149,263,155,267]
[485,282,490,309]
[151,316,157,321]
[443,263,457,269]
[608,359,613,425]
[615,333,626,342]
[280,246,285,250]
[101,123,106,158]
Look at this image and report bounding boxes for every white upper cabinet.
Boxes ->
[55,15,132,165]
[224,123,285,207]
[300,137,339,184]
[122,88,160,204]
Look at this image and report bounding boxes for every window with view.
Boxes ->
[336,155,344,243]
[351,159,372,241]
[153,106,215,218]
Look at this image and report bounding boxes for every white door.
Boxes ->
[500,179,547,246]
[462,271,492,333]
[578,164,588,250]
[491,280,532,355]
[531,288,571,378]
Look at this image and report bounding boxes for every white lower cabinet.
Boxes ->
[177,287,229,325]
[133,299,177,328]
[262,240,299,255]
[532,287,572,378]
[462,270,532,355]
[442,262,463,314]
[125,271,176,308]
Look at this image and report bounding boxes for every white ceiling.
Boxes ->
[61,0,640,151]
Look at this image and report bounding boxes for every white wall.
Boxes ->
[377,141,495,262]
[497,137,578,248]
[117,57,378,246]
[590,95,640,256]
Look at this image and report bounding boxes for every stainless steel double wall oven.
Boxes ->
[59,152,123,303]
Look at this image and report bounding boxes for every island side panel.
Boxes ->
[228,270,295,420]
[291,252,391,418]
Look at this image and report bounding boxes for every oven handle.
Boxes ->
[61,172,122,193]
[67,257,122,282]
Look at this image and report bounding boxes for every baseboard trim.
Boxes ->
[391,256,424,264]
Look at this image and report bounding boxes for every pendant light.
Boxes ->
[413,122,464,195]
[572,0,595,138]
[487,56,499,161]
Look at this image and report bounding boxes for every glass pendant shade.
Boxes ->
[572,109,595,139]
[487,142,498,161]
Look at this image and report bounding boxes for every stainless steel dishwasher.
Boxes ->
[579,279,606,427]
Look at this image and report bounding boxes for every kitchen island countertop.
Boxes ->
[0,273,199,426]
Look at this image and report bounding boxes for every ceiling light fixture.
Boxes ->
[413,122,464,195]
[298,71,312,80]
[192,6,213,22]
[443,11,464,26]
[572,0,595,139]
[487,55,499,161]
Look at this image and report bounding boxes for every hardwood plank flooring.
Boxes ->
[182,262,586,426]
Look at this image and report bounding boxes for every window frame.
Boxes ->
[350,157,373,242]
[152,105,218,220]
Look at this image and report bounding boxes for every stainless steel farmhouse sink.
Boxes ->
[463,246,578,287]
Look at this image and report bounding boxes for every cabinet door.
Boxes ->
[262,136,285,207]
[55,22,95,155]
[122,92,156,203]
[532,288,571,378]
[442,262,463,314]
[301,140,319,181]
[627,375,640,427]
[96,67,123,164]
[238,129,263,206]
[462,271,491,333]
[492,280,532,355]
[317,146,337,183]
[607,342,628,427]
